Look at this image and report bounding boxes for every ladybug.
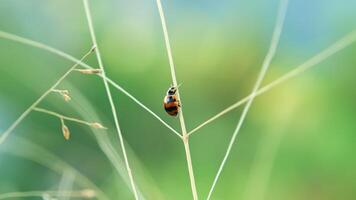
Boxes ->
[164,86,181,116]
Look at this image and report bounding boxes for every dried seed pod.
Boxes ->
[52,89,71,102]
[76,69,102,75]
[60,118,70,140]
[62,124,70,140]
[90,122,107,129]
[62,94,71,102]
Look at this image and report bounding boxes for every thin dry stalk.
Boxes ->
[0,47,94,144]
[155,0,198,199]
[82,0,139,199]
[32,107,106,129]
[207,0,289,199]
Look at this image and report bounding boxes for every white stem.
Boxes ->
[155,0,199,199]
[0,30,180,139]
[0,48,93,144]
[32,107,101,128]
[82,1,139,199]
[207,1,289,199]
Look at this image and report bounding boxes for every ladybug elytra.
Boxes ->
[163,86,181,116]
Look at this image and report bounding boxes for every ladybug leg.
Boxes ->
[177,100,181,107]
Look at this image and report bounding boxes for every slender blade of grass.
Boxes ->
[66,82,162,199]
[155,0,199,199]
[207,1,289,199]
[82,1,140,199]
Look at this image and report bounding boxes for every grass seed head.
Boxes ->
[62,124,70,140]
[62,93,71,102]
[90,122,107,129]
[76,69,102,75]
[52,89,71,102]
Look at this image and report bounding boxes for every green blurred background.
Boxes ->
[0,0,355,199]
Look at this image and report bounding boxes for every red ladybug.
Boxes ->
[163,86,181,116]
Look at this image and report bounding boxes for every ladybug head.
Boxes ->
[167,86,177,95]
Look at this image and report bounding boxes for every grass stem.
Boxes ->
[206,1,289,199]
[155,0,199,199]
[32,107,105,129]
[82,0,139,199]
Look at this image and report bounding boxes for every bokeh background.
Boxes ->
[0,0,356,199]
